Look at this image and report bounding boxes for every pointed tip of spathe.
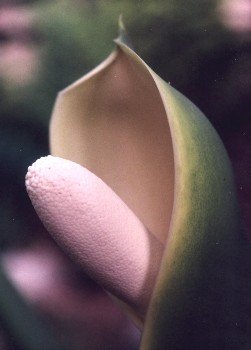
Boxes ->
[115,14,134,50]
[118,14,125,33]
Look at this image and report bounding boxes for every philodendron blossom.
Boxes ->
[25,25,248,349]
[25,155,163,323]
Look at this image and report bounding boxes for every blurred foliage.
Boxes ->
[3,0,250,127]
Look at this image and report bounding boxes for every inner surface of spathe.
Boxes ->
[50,48,175,243]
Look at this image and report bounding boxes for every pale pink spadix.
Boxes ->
[25,156,164,319]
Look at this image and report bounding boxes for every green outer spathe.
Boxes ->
[115,41,250,349]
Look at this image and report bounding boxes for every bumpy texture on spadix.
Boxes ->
[25,156,163,320]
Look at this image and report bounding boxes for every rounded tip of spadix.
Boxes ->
[26,155,75,193]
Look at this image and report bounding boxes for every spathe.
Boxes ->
[27,21,250,349]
